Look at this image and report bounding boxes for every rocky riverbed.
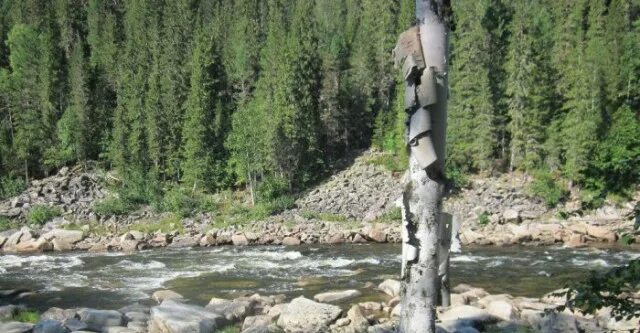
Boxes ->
[1,280,638,333]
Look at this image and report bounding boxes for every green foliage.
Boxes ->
[446,164,471,191]
[0,175,25,199]
[528,170,567,208]
[217,325,240,333]
[12,309,40,323]
[377,207,402,224]
[93,196,138,216]
[367,153,407,173]
[0,0,638,212]
[26,205,61,225]
[127,214,184,234]
[556,260,640,321]
[478,212,490,226]
[0,217,16,231]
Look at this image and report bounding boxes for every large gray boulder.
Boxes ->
[77,308,124,332]
[205,298,250,322]
[42,229,84,249]
[439,305,497,324]
[149,300,224,333]
[276,297,342,333]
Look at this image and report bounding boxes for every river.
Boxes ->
[1,244,639,311]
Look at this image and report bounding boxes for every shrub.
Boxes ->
[13,309,40,323]
[377,207,403,223]
[0,217,16,231]
[127,214,184,234]
[528,170,567,208]
[26,205,61,225]
[93,196,137,216]
[257,177,289,203]
[0,175,26,199]
[158,187,198,217]
[367,153,407,173]
[446,164,470,191]
[478,211,490,225]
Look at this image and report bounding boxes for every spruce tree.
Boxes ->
[448,0,495,172]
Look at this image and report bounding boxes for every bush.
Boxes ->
[478,211,490,225]
[0,217,16,231]
[0,175,26,199]
[13,309,40,323]
[528,170,567,208]
[446,164,470,191]
[93,196,137,216]
[367,153,407,173]
[158,187,198,217]
[26,205,61,225]
[257,177,289,203]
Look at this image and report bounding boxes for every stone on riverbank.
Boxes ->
[152,290,184,304]
[377,279,401,298]
[313,290,362,303]
[0,321,34,333]
[150,300,224,333]
[206,298,250,322]
[277,297,342,333]
[77,308,124,332]
[33,319,67,333]
[439,305,497,324]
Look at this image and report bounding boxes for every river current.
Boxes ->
[1,244,639,311]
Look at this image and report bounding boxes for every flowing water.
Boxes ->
[1,244,639,311]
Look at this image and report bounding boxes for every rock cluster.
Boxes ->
[0,166,107,221]
[2,281,638,333]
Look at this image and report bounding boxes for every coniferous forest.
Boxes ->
[0,0,638,208]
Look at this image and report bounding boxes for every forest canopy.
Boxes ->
[0,0,638,207]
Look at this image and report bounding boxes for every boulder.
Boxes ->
[313,290,362,303]
[104,327,138,333]
[242,315,271,331]
[63,318,88,331]
[120,239,140,252]
[43,229,84,245]
[337,305,369,333]
[367,227,387,243]
[438,305,496,324]
[0,304,19,321]
[276,297,342,333]
[565,234,586,248]
[232,234,249,246]
[41,307,78,322]
[152,290,184,304]
[586,225,617,242]
[266,304,286,320]
[503,209,520,223]
[77,309,124,332]
[15,237,52,253]
[486,300,518,321]
[168,235,200,248]
[0,321,34,333]
[282,237,301,246]
[33,320,68,333]
[3,228,34,251]
[378,279,401,298]
[206,298,250,322]
[149,300,224,333]
[530,312,579,333]
[0,234,8,248]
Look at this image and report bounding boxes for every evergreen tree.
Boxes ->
[448,0,495,172]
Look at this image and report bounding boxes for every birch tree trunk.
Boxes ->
[399,1,450,333]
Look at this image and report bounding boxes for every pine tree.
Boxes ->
[159,0,194,182]
[181,24,225,191]
[505,0,554,171]
[561,0,605,183]
[448,0,495,172]
[48,39,91,167]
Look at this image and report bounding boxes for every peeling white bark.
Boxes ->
[399,1,450,333]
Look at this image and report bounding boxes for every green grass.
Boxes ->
[217,325,241,333]
[93,196,138,216]
[26,205,62,225]
[478,211,490,225]
[367,153,407,173]
[0,217,17,231]
[376,207,402,223]
[126,214,184,234]
[12,309,40,323]
[62,221,111,236]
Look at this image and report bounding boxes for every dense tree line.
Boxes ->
[0,0,638,206]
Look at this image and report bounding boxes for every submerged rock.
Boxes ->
[313,290,362,303]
